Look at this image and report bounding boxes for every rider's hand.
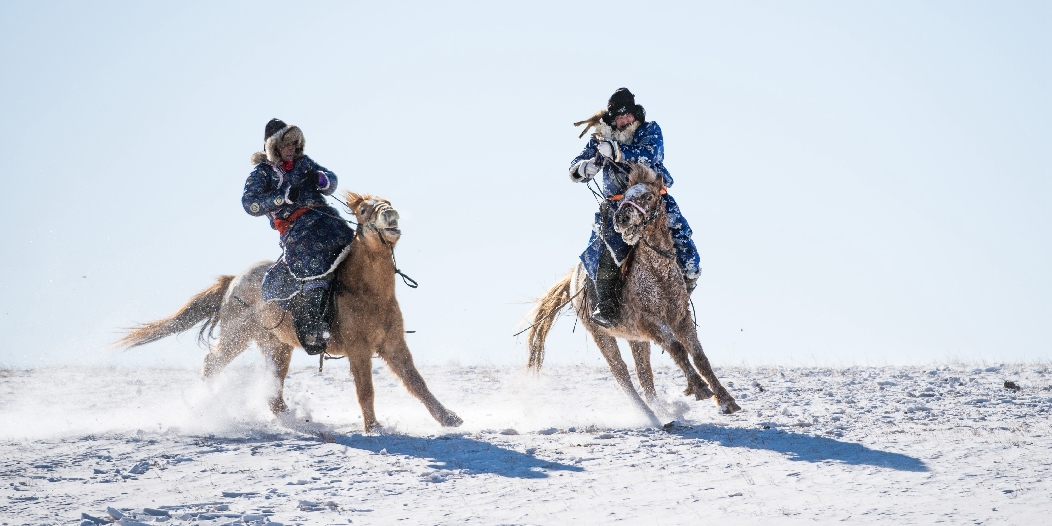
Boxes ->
[570,160,599,182]
[286,185,300,203]
[289,168,315,189]
[596,140,618,160]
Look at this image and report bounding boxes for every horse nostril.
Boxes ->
[381,209,399,226]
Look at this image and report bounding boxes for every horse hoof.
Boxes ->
[441,412,464,428]
[719,400,742,415]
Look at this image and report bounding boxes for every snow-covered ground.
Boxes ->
[2,361,1051,525]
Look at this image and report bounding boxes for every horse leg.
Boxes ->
[202,326,250,378]
[671,322,740,414]
[639,321,715,402]
[378,340,463,427]
[592,332,661,426]
[667,340,716,401]
[627,341,659,405]
[345,347,379,431]
[258,335,293,414]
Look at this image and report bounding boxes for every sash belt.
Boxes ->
[273,207,310,236]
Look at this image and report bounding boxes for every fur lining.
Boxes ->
[251,125,306,165]
[595,120,641,145]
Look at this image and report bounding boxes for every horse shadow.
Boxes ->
[331,433,584,479]
[668,423,928,472]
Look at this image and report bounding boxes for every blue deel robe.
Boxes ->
[242,155,355,303]
[569,121,701,281]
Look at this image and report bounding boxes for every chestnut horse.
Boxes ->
[118,192,462,430]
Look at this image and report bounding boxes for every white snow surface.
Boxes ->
[2,362,1051,524]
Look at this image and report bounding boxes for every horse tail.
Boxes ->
[116,275,235,349]
[527,270,574,370]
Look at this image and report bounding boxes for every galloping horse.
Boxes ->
[527,164,740,424]
[118,192,463,430]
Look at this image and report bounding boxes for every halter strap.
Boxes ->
[606,187,667,201]
[617,199,647,216]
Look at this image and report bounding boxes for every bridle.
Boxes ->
[358,200,395,241]
[615,191,661,229]
[614,190,675,260]
[358,200,419,288]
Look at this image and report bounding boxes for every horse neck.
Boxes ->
[338,235,396,298]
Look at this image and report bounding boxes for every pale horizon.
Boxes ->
[1,1,1048,370]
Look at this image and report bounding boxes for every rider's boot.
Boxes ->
[292,278,333,355]
[591,249,623,328]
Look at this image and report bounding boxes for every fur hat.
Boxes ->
[264,118,287,141]
[251,119,305,165]
[603,88,645,125]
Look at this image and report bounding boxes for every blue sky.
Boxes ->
[1,1,1048,369]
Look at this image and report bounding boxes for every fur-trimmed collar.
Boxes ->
[250,125,305,165]
[595,120,641,145]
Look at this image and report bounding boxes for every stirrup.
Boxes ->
[300,327,331,355]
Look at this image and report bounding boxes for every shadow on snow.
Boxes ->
[670,424,928,472]
[332,433,584,479]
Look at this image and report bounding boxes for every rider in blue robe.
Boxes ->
[242,119,355,354]
[568,89,701,327]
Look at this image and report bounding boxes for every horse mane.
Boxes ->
[343,191,369,214]
[627,163,659,186]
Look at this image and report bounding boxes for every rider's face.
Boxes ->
[279,143,296,162]
[615,113,636,130]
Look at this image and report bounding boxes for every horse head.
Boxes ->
[613,164,664,245]
[344,192,401,246]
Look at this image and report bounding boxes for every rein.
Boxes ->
[512,287,586,337]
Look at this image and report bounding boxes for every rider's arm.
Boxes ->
[289,155,338,196]
[242,165,290,216]
[617,122,664,169]
[569,139,601,182]
[308,158,338,196]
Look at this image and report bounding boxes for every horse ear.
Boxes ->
[344,191,365,212]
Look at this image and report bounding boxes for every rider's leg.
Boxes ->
[663,194,701,294]
[591,247,623,328]
[291,277,334,355]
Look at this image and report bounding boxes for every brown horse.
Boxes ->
[527,164,740,424]
[117,192,463,430]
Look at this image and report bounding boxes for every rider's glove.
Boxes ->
[595,140,622,162]
[570,160,600,182]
